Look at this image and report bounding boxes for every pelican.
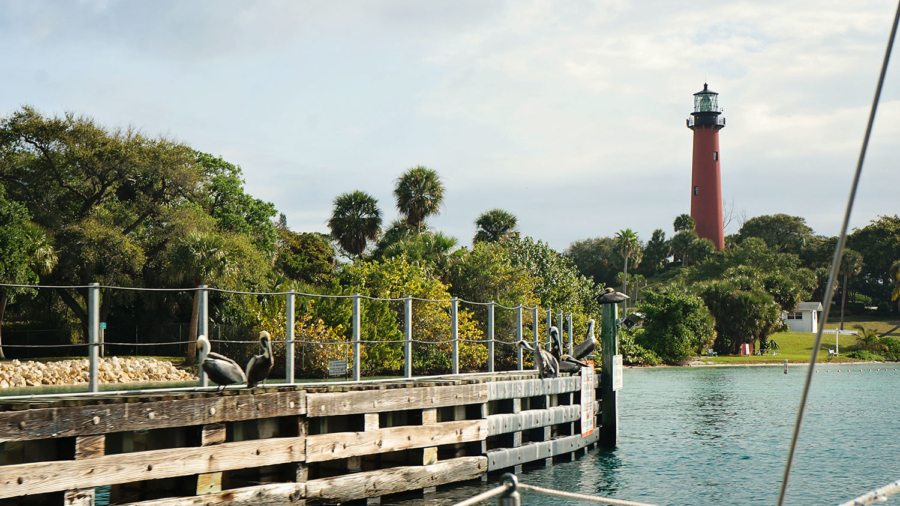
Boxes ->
[197,335,246,392]
[517,339,558,379]
[246,331,274,388]
[598,287,629,305]
[549,326,589,374]
[573,319,598,361]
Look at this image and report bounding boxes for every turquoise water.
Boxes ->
[392,365,900,506]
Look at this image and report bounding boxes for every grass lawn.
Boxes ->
[700,325,896,365]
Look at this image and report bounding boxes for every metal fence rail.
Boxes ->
[0,282,577,394]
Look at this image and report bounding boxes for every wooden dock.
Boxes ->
[0,371,600,505]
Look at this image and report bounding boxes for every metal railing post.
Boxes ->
[567,313,573,356]
[487,301,495,373]
[532,307,539,371]
[516,305,523,371]
[546,308,552,339]
[199,285,209,388]
[352,294,361,381]
[88,283,99,393]
[286,290,295,384]
[451,298,459,375]
[404,295,412,379]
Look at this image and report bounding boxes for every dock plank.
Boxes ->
[306,420,487,462]
[306,384,487,417]
[305,456,487,501]
[0,436,306,498]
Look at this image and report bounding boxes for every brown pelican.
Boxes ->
[246,331,274,388]
[598,287,629,305]
[197,335,246,392]
[517,339,558,379]
[573,319,598,361]
[549,326,589,374]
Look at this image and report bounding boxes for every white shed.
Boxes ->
[784,302,823,333]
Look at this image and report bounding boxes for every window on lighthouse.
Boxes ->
[694,186,699,195]
[713,151,718,161]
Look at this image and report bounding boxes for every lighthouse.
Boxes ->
[687,83,725,251]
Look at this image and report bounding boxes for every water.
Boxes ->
[391,365,900,506]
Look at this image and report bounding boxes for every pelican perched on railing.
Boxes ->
[573,319,598,361]
[197,335,246,392]
[549,326,589,374]
[517,339,558,379]
[246,331,274,388]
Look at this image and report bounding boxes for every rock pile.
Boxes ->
[0,357,196,388]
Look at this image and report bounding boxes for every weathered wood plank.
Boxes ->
[364,413,379,431]
[487,405,581,436]
[74,434,105,460]
[486,431,600,471]
[118,483,306,506]
[0,391,307,443]
[486,377,581,401]
[305,420,487,463]
[305,457,487,501]
[306,384,487,417]
[64,488,95,506]
[0,436,306,499]
[200,423,226,447]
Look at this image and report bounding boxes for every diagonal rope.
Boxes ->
[776,2,900,505]
[517,483,661,506]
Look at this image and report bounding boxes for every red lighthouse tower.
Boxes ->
[687,83,725,251]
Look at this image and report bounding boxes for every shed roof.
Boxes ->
[797,302,823,311]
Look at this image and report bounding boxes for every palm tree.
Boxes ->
[673,214,696,232]
[474,209,519,244]
[328,190,382,259]
[854,324,884,354]
[164,232,238,366]
[394,166,444,232]
[615,229,640,312]
[839,249,863,330]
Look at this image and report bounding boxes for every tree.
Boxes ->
[673,214,696,233]
[738,214,814,255]
[381,231,459,275]
[615,229,640,311]
[838,248,864,330]
[671,230,698,266]
[0,187,57,359]
[854,324,883,353]
[0,107,201,336]
[688,237,716,265]
[328,190,382,259]
[163,231,238,365]
[640,229,670,276]
[637,289,715,363]
[474,209,519,244]
[891,260,900,308]
[394,166,444,232]
[565,237,620,287]
[849,215,900,311]
[275,225,335,285]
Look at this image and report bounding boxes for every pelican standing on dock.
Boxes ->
[517,339,559,379]
[246,330,274,388]
[572,319,598,361]
[549,326,589,374]
[197,335,247,392]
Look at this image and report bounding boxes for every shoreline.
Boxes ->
[629,360,899,369]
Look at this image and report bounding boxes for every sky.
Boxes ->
[1,0,898,252]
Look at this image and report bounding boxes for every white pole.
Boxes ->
[286,290,295,384]
[451,298,459,375]
[199,285,208,388]
[404,295,412,379]
[88,283,100,393]
[352,294,361,381]
[836,327,840,355]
